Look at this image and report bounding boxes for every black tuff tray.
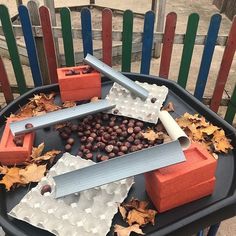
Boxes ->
[0,73,236,236]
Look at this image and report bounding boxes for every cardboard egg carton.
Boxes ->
[9,153,134,236]
[106,81,168,123]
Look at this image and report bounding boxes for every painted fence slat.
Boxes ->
[194,14,221,101]
[210,16,236,112]
[0,57,14,104]
[140,11,155,75]
[225,84,236,124]
[18,5,42,87]
[60,7,75,67]
[122,10,133,72]
[177,13,199,88]
[159,12,177,79]
[0,4,27,94]
[102,8,112,66]
[81,8,93,57]
[39,6,58,84]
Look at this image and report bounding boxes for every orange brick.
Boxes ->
[0,118,35,165]
[146,177,215,213]
[60,87,101,102]
[145,142,217,198]
[57,65,101,102]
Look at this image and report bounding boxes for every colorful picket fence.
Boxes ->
[0,3,235,124]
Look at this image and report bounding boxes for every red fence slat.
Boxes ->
[159,12,177,79]
[0,57,14,104]
[210,16,236,112]
[39,6,58,84]
[102,8,112,66]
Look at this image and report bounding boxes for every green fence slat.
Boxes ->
[0,4,27,94]
[60,7,75,66]
[122,10,133,72]
[177,13,199,88]
[225,84,236,124]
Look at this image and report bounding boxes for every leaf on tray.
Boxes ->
[141,130,163,141]
[121,198,157,227]
[31,143,45,159]
[33,150,61,162]
[162,102,175,112]
[19,164,46,184]
[0,166,8,175]
[62,101,76,108]
[0,167,21,191]
[119,206,127,220]
[90,96,99,102]
[114,224,144,236]
[176,112,233,155]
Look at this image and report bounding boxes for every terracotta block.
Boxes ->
[57,65,101,102]
[146,177,215,213]
[0,118,35,165]
[60,87,101,102]
[145,142,217,198]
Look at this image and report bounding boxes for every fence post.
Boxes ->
[27,0,50,85]
[153,0,166,58]
[43,0,60,66]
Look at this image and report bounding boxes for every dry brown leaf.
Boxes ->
[141,130,163,141]
[176,116,193,128]
[114,224,144,236]
[31,143,45,159]
[0,166,8,175]
[119,206,127,220]
[127,209,148,226]
[162,102,175,112]
[201,124,219,135]
[43,102,61,112]
[62,101,76,108]
[90,96,99,102]
[33,150,61,162]
[0,167,21,191]
[213,138,233,153]
[19,164,46,184]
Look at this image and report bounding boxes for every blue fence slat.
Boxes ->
[81,8,93,57]
[140,11,155,75]
[194,14,221,100]
[18,5,42,87]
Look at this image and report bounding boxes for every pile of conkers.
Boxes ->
[56,113,168,162]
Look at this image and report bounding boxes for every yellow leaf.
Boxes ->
[31,143,45,159]
[19,164,46,184]
[0,166,8,175]
[162,101,175,112]
[33,150,61,162]
[114,224,144,236]
[62,101,76,108]
[0,167,21,191]
[141,130,163,141]
[201,124,219,135]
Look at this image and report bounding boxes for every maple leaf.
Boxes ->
[43,102,61,112]
[176,116,193,128]
[119,206,127,220]
[141,130,163,141]
[90,96,99,102]
[31,143,45,159]
[213,138,233,153]
[19,164,46,184]
[114,224,144,236]
[0,166,8,175]
[201,124,219,135]
[33,150,61,162]
[62,101,76,108]
[127,209,148,226]
[0,167,21,191]
[162,102,175,112]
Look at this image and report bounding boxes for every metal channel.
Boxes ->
[54,140,185,198]
[10,99,115,136]
[84,54,149,100]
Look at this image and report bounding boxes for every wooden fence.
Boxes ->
[0,3,235,124]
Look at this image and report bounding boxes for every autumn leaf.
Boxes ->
[114,224,144,236]
[33,150,61,162]
[62,101,76,108]
[31,143,45,159]
[201,124,219,135]
[90,97,99,102]
[0,167,21,191]
[119,206,127,220]
[0,166,8,175]
[19,164,46,184]
[127,209,148,226]
[141,130,164,141]
[162,102,175,112]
